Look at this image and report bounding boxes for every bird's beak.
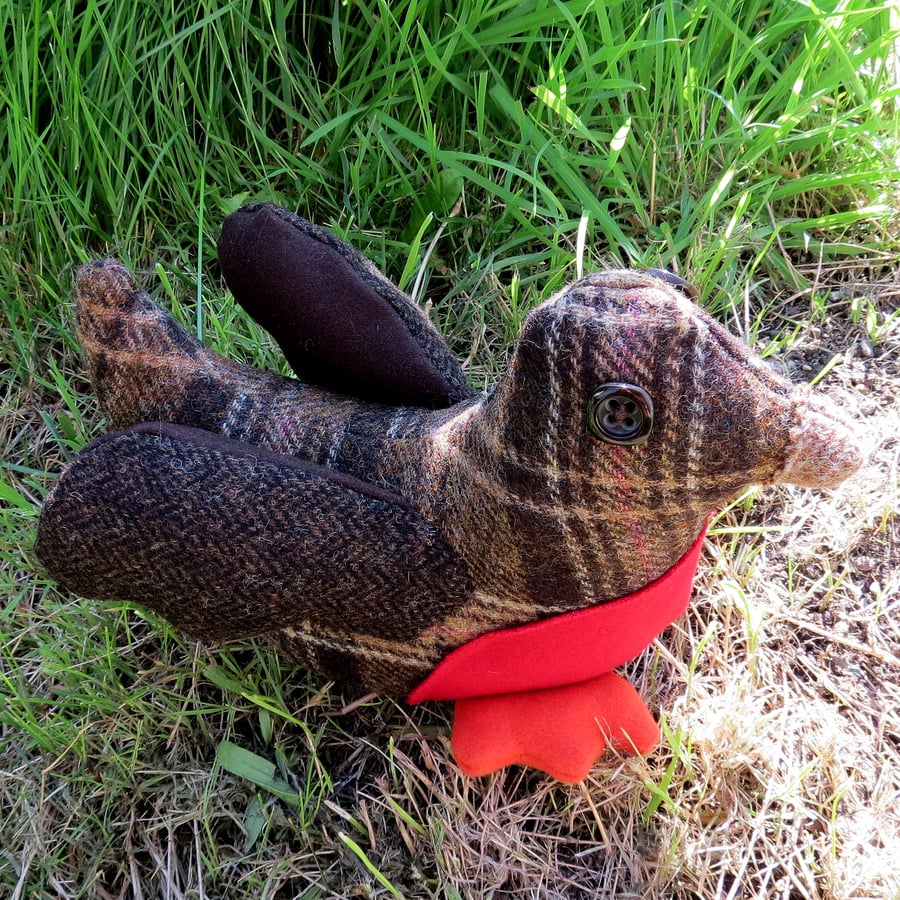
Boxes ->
[778,385,867,489]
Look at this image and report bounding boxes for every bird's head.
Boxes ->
[482,271,865,514]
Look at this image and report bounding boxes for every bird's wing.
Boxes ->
[218,203,476,408]
[36,422,470,692]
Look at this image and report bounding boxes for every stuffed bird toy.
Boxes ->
[36,203,864,782]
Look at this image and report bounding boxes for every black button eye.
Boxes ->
[588,383,653,445]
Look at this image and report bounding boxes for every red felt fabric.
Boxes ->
[407,525,707,704]
[451,671,660,782]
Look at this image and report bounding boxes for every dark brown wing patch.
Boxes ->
[35,424,472,693]
[218,203,475,408]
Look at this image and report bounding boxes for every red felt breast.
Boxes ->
[407,524,708,704]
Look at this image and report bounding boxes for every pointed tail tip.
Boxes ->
[75,258,139,308]
[779,388,868,489]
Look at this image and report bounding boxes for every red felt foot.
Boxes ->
[450,671,659,783]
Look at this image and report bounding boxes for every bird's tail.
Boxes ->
[74,259,278,433]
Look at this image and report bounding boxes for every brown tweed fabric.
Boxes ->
[36,214,865,696]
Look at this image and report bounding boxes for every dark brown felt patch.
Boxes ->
[218,203,474,408]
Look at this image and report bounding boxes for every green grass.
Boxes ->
[2,0,899,896]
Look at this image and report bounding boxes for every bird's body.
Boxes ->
[37,204,864,779]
